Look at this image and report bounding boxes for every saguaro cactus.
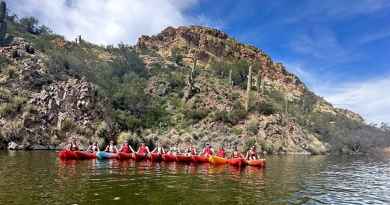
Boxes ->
[245,65,252,111]
[0,1,7,45]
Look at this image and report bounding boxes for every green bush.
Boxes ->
[184,107,210,123]
[253,101,278,115]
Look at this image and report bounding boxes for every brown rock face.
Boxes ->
[137,25,305,97]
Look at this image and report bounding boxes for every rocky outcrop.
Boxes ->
[0,38,110,150]
[137,26,306,97]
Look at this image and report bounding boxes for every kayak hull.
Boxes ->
[228,158,246,167]
[118,152,133,160]
[192,155,209,163]
[134,153,147,161]
[246,159,266,167]
[175,155,192,163]
[96,151,119,160]
[74,151,96,160]
[209,156,227,165]
[58,150,77,160]
[162,154,176,162]
[150,153,162,162]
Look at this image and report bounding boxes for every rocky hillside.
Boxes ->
[0,5,388,154]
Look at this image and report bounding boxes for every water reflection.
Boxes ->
[1,151,390,205]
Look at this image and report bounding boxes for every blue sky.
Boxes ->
[7,0,390,124]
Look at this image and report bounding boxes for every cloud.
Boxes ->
[289,28,351,63]
[323,76,390,124]
[6,0,198,45]
[284,61,390,124]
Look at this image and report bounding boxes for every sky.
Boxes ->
[6,0,390,124]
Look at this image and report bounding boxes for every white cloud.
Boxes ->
[284,62,390,124]
[323,76,390,124]
[6,0,198,45]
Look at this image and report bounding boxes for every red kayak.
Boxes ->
[192,155,209,163]
[162,154,176,162]
[134,153,147,161]
[74,151,96,160]
[118,152,133,160]
[150,153,162,162]
[58,150,77,160]
[246,159,266,167]
[175,155,192,163]
[228,158,246,167]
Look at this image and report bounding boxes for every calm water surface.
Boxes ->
[0,151,389,205]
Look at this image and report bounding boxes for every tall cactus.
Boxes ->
[245,65,252,111]
[0,1,7,45]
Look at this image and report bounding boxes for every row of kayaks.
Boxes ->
[58,150,266,168]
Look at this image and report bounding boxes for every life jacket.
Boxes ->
[120,144,131,153]
[232,151,241,158]
[249,150,257,158]
[107,144,117,153]
[138,145,148,154]
[191,147,196,155]
[204,147,213,155]
[217,148,225,158]
[156,147,164,154]
[70,142,79,151]
[92,145,98,152]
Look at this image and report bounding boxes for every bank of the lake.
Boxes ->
[0,151,389,205]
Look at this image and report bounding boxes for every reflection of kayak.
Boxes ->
[118,152,133,160]
[175,155,192,163]
[246,159,266,167]
[74,151,96,160]
[192,155,209,163]
[150,153,162,161]
[228,158,246,167]
[209,156,227,165]
[96,151,118,160]
[162,154,175,162]
[58,150,77,160]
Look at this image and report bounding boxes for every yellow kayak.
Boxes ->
[208,156,227,165]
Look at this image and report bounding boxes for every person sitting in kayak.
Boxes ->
[119,140,135,153]
[105,140,118,153]
[183,145,194,157]
[216,146,226,158]
[245,145,259,160]
[190,144,197,155]
[86,142,99,153]
[201,143,214,156]
[168,144,179,155]
[137,143,150,156]
[151,142,165,154]
[66,137,79,151]
[230,146,244,158]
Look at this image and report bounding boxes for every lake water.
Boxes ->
[0,151,389,205]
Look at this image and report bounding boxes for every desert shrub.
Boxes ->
[213,108,247,125]
[184,107,210,123]
[243,138,256,152]
[253,101,278,115]
[246,120,259,135]
[60,118,76,132]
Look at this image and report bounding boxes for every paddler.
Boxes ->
[216,145,226,158]
[230,146,244,158]
[105,140,118,153]
[151,142,165,154]
[201,143,214,157]
[245,145,259,160]
[66,137,80,151]
[168,143,179,155]
[86,141,99,152]
[119,140,135,153]
[137,143,150,157]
